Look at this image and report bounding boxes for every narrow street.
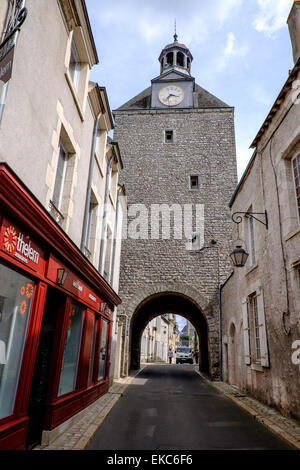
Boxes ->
[86,364,293,451]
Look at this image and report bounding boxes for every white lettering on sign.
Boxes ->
[16,233,39,264]
[0,340,6,364]
[89,293,96,303]
[17,233,39,264]
[73,280,83,292]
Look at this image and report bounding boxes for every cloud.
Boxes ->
[217,32,248,69]
[253,0,292,36]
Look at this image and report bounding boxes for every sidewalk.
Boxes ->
[208,380,300,450]
[35,364,300,451]
[35,371,142,451]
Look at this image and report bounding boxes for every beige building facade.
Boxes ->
[0,0,125,449]
[221,1,300,421]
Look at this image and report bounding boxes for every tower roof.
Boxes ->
[113,83,230,112]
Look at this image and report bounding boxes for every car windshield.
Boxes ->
[177,347,191,353]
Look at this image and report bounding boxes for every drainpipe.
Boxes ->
[81,115,99,252]
[218,271,234,382]
[218,282,223,382]
[109,187,121,287]
[98,154,114,274]
[118,313,129,377]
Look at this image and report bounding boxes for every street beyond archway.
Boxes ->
[86,365,293,451]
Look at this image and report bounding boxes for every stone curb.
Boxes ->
[205,378,300,451]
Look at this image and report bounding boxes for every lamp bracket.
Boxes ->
[232,211,268,229]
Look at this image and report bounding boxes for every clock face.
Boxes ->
[158,84,185,106]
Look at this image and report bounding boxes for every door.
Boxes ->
[26,287,66,449]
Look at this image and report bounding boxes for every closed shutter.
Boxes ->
[256,287,270,367]
[242,297,251,365]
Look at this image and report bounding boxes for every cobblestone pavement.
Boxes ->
[35,364,300,451]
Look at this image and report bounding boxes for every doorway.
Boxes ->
[26,286,66,449]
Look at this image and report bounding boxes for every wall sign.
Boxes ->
[0,216,46,275]
[46,255,107,313]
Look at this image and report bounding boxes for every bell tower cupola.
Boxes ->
[158,31,193,76]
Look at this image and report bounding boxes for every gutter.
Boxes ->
[218,271,234,381]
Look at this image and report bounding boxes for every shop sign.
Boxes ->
[47,255,104,311]
[0,217,46,274]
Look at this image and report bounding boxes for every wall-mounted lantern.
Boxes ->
[229,210,268,267]
[57,268,68,286]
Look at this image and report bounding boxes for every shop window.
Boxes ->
[98,319,108,380]
[0,264,35,419]
[88,315,97,383]
[58,303,84,396]
[292,153,300,223]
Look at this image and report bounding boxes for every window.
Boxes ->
[103,226,113,281]
[0,264,35,419]
[187,233,201,250]
[69,41,80,91]
[165,130,173,143]
[242,289,269,367]
[98,320,108,380]
[52,141,68,211]
[292,154,300,222]
[248,294,261,362]
[247,214,256,266]
[58,303,84,396]
[190,175,199,190]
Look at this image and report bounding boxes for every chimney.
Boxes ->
[287,1,300,64]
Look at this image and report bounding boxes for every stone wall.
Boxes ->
[113,106,238,377]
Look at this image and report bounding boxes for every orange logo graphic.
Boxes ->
[19,300,27,315]
[3,226,17,253]
[26,283,34,299]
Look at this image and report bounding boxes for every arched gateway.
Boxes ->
[112,34,237,382]
[130,292,210,375]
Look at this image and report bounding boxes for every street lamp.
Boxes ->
[229,245,249,267]
[229,210,268,268]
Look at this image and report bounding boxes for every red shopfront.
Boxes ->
[0,164,121,450]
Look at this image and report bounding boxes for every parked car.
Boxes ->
[176,346,193,364]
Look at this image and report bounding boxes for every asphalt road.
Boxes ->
[86,364,293,451]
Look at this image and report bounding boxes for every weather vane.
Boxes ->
[174,19,178,42]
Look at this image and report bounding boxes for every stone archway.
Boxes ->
[129,291,212,377]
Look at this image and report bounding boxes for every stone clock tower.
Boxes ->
[112,35,238,379]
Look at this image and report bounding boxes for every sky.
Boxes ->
[85,0,295,332]
[86,0,294,179]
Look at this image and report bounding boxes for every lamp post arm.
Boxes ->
[232,210,268,229]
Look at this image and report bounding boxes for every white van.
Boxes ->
[175,346,193,364]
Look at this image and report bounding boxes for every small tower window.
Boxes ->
[190,175,199,189]
[177,52,184,67]
[165,130,174,143]
[166,52,173,66]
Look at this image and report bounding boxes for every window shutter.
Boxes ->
[256,287,269,367]
[242,297,251,365]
